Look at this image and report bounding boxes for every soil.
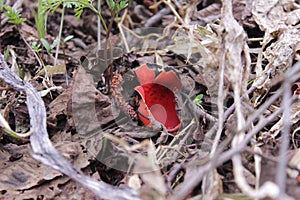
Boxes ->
[1,0,300,199]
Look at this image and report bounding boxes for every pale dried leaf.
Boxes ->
[128,175,142,190]
[287,148,300,178]
[39,86,63,97]
[252,28,300,106]
[252,0,286,32]
[34,65,67,79]
[133,141,167,196]
[202,169,223,200]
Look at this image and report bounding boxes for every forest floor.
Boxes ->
[1,0,300,199]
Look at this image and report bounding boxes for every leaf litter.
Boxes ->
[1,0,300,199]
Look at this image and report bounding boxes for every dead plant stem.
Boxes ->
[276,74,292,199]
[163,0,185,25]
[19,30,44,68]
[103,12,116,93]
[210,49,225,157]
[118,9,130,52]
[54,5,64,66]
[97,0,101,50]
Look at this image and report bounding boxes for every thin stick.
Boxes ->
[19,31,44,68]
[118,9,130,52]
[144,7,171,27]
[276,73,292,199]
[54,5,64,66]
[163,0,185,25]
[210,47,225,157]
[97,0,101,50]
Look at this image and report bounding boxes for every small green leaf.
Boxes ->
[0,0,4,12]
[74,4,84,18]
[40,38,51,52]
[117,0,128,12]
[50,38,60,49]
[63,2,75,8]
[31,41,42,53]
[106,0,115,11]
[193,94,204,106]
[247,79,254,86]
[3,5,27,25]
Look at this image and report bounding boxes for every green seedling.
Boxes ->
[43,0,97,19]
[193,94,204,106]
[106,0,128,15]
[32,41,42,53]
[3,5,26,25]
[40,38,59,53]
[3,6,46,69]
[42,0,128,48]
[34,0,47,39]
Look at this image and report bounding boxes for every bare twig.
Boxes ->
[144,7,171,27]
[181,92,217,122]
[156,119,196,162]
[210,45,225,157]
[276,71,292,199]
[19,31,44,68]
[163,0,185,25]
[97,0,101,50]
[219,0,271,197]
[54,6,64,66]
[224,84,257,119]
[245,147,300,174]
[118,9,130,52]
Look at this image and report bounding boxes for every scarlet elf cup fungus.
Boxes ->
[134,64,182,132]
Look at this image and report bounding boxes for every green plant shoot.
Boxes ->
[3,5,26,25]
[34,0,47,39]
[193,94,204,106]
[40,38,59,53]
[32,41,42,53]
[106,0,128,14]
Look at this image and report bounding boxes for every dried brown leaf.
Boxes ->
[0,143,62,191]
[71,67,114,137]
[47,90,69,128]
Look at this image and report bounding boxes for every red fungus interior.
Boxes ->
[134,64,182,132]
[135,83,181,132]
